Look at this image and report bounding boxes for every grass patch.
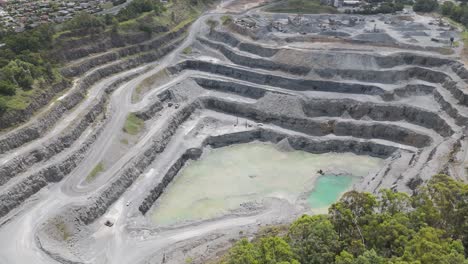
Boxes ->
[437,47,455,55]
[132,69,169,102]
[86,162,104,182]
[182,46,192,54]
[55,221,71,241]
[3,91,32,110]
[120,138,129,145]
[123,113,144,135]
[221,15,233,25]
[100,1,114,10]
[52,29,72,40]
[460,31,468,59]
[265,0,338,14]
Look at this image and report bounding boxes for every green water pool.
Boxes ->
[151,143,383,225]
[307,174,355,209]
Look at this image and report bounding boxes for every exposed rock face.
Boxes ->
[54,27,168,62]
[0,97,105,186]
[312,66,448,84]
[201,97,431,148]
[169,60,386,95]
[61,24,190,78]
[193,78,267,99]
[136,90,172,120]
[198,37,310,74]
[0,33,190,217]
[34,79,442,236]
[442,79,468,107]
[138,147,203,214]
[0,33,186,154]
[0,120,105,219]
[74,101,200,225]
[138,127,398,215]
[205,129,397,158]
[302,98,453,137]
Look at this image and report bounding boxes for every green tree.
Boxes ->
[441,1,455,16]
[329,191,377,246]
[0,80,16,96]
[65,12,105,32]
[257,237,298,264]
[336,249,385,264]
[224,237,299,264]
[288,215,340,264]
[353,250,385,264]
[4,34,41,53]
[400,227,467,264]
[225,239,259,264]
[413,175,468,253]
[363,213,414,257]
[413,0,438,12]
[2,60,35,90]
[379,189,412,215]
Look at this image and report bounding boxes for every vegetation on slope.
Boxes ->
[413,0,438,13]
[0,24,62,112]
[441,2,468,30]
[123,113,144,135]
[0,0,211,117]
[55,221,71,241]
[132,69,169,103]
[86,162,105,182]
[220,175,468,264]
[265,0,338,14]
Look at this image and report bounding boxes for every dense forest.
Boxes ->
[221,175,468,264]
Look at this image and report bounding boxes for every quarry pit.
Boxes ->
[0,2,467,264]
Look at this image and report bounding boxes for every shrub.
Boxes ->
[413,0,438,12]
[0,81,16,96]
[64,12,105,31]
[116,0,164,22]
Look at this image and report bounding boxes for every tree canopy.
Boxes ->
[413,0,438,12]
[221,175,468,264]
[0,24,58,102]
[441,1,468,28]
[116,0,165,22]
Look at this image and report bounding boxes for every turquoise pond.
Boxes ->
[307,175,355,209]
[151,143,383,225]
